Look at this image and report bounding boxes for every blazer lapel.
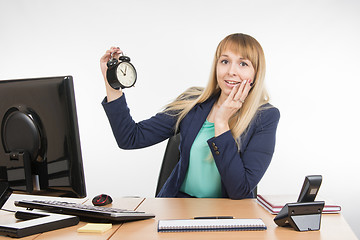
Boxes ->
[181,95,218,160]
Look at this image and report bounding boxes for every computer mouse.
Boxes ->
[92,194,113,206]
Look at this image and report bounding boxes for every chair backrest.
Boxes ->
[155,134,181,196]
[155,133,258,198]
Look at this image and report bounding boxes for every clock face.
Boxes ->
[116,62,137,88]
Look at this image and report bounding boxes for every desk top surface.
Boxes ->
[0,196,357,240]
[113,198,357,240]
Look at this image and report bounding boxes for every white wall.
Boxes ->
[1,0,359,237]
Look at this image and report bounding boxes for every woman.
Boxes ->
[100,33,280,199]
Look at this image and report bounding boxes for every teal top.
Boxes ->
[180,120,222,198]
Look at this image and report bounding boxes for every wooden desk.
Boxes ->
[113,198,358,240]
[1,197,357,239]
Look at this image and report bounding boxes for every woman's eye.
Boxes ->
[221,59,228,64]
[240,62,248,67]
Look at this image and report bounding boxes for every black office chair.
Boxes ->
[156,134,181,196]
[155,133,257,198]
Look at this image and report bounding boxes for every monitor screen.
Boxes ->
[0,76,86,198]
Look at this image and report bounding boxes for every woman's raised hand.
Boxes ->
[100,47,124,102]
[100,47,122,79]
[214,79,252,136]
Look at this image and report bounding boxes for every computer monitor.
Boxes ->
[0,76,86,199]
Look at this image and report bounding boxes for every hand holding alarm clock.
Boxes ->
[100,47,137,90]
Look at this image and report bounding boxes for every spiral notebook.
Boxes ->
[157,218,267,232]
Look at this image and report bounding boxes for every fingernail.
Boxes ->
[242,80,247,84]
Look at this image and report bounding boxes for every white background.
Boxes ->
[1,0,359,237]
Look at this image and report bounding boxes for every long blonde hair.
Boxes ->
[164,33,270,148]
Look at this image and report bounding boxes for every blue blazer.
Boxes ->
[102,93,280,199]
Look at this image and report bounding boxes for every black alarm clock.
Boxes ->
[106,52,137,90]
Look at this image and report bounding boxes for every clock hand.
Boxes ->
[120,68,126,76]
[124,66,127,75]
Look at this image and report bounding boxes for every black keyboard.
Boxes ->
[14,200,155,222]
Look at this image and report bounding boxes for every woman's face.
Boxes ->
[216,50,255,98]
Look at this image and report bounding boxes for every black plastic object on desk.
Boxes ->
[14,199,155,222]
[274,175,324,231]
[273,201,324,231]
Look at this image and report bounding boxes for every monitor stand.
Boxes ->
[0,182,79,238]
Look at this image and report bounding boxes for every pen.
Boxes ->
[193,216,234,219]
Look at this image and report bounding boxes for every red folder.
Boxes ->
[257,194,341,214]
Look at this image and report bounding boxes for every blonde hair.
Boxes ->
[164,33,270,149]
